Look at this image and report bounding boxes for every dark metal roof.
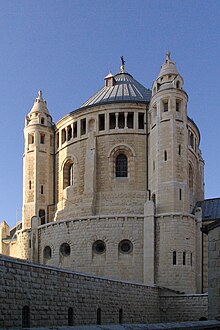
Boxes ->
[80,72,151,108]
[196,198,220,221]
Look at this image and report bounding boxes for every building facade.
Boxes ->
[0,53,206,293]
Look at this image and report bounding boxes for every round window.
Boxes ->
[119,240,133,254]
[60,243,71,256]
[93,240,106,254]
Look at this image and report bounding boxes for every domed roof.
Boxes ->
[80,70,151,109]
[157,52,179,79]
[29,91,50,116]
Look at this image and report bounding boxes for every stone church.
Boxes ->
[1,53,218,294]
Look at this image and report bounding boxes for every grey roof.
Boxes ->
[80,72,151,108]
[196,198,220,221]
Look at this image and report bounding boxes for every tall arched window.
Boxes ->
[97,308,101,325]
[189,164,193,189]
[63,160,74,188]
[116,154,128,177]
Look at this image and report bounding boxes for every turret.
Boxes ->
[149,52,189,214]
[22,91,54,229]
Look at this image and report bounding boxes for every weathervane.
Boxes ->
[120,56,125,73]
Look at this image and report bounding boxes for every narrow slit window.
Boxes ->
[41,185,44,194]
[40,133,45,144]
[119,309,123,324]
[39,209,46,225]
[183,251,186,265]
[56,132,59,149]
[173,251,177,265]
[99,114,105,131]
[29,180,31,190]
[138,113,144,129]
[164,150,167,161]
[176,101,180,112]
[178,144,181,156]
[163,101,168,112]
[190,253,193,266]
[179,188,182,200]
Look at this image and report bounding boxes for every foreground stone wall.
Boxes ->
[160,294,208,322]
[0,255,208,328]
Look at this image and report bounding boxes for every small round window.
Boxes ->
[119,240,133,254]
[60,243,71,256]
[43,246,52,260]
[93,240,106,254]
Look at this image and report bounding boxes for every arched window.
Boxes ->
[60,243,71,256]
[22,306,30,328]
[189,164,193,189]
[118,240,133,254]
[119,308,123,324]
[41,117,45,125]
[43,246,52,260]
[97,308,101,325]
[116,154,127,177]
[68,307,74,326]
[39,209,45,225]
[63,160,74,189]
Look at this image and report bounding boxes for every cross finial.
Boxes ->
[38,90,43,99]
[120,56,125,73]
[166,51,171,62]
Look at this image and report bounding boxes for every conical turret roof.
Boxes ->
[157,52,179,79]
[29,91,50,116]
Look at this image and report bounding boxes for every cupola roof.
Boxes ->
[157,51,179,79]
[80,62,151,108]
[29,90,50,116]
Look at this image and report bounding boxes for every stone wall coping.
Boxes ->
[0,254,156,289]
[156,212,195,219]
[17,214,145,232]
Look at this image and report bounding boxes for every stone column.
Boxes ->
[195,207,203,293]
[143,200,155,285]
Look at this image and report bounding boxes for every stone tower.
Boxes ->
[148,53,203,292]
[22,91,54,229]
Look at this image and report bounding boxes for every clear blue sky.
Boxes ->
[0,0,219,227]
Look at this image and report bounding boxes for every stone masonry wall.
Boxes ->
[0,255,208,328]
[160,294,208,322]
[0,255,159,328]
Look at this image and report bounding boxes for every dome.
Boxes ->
[157,52,179,79]
[80,71,151,108]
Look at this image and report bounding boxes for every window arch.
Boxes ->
[116,154,128,177]
[63,160,74,189]
[189,164,193,189]
[108,144,136,179]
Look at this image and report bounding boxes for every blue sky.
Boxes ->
[0,0,220,227]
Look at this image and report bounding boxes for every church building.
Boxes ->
[1,53,215,294]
